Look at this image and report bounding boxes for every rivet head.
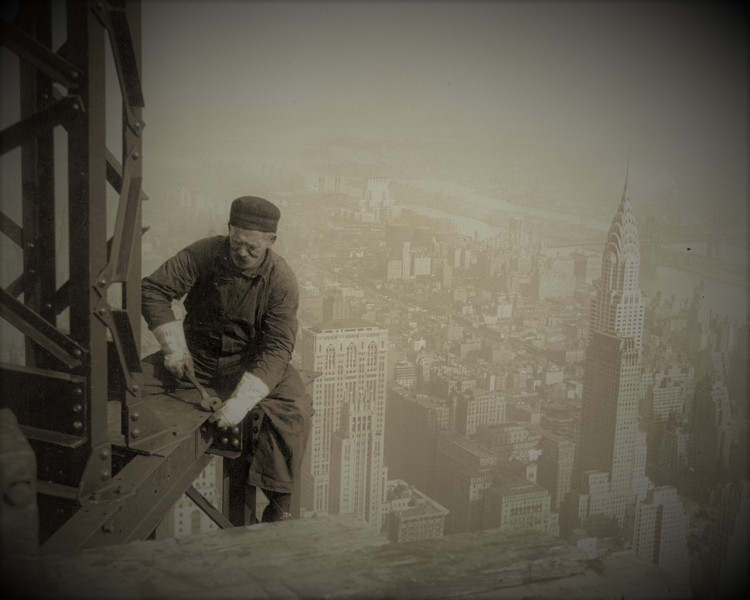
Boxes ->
[131,412,140,422]
[73,421,83,431]
[101,471,110,481]
[220,437,229,445]
[231,438,240,448]
[44,302,53,310]
[73,386,83,395]
[72,404,83,414]
[100,449,109,460]
[132,152,140,160]
[131,384,139,393]
[97,307,107,315]
[131,428,140,438]
[98,278,107,287]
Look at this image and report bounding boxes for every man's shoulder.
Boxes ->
[267,249,297,281]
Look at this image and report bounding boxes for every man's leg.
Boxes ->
[261,490,292,522]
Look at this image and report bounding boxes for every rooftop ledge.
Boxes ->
[29,514,690,599]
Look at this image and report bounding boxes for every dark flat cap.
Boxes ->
[229,196,280,233]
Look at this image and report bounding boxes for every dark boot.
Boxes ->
[261,491,292,522]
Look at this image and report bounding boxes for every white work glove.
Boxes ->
[210,372,269,429]
[152,320,193,379]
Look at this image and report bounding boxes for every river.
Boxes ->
[399,198,748,322]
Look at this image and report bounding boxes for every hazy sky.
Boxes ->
[0,1,747,222]
[141,1,747,166]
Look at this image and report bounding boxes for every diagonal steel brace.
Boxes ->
[0,94,84,156]
[0,17,82,89]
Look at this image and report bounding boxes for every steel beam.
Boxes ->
[0,289,86,369]
[0,16,82,89]
[0,95,84,156]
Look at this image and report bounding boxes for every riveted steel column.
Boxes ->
[65,0,112,496]
[19,0,56,368]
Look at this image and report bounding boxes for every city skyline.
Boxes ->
[0,1,747,597]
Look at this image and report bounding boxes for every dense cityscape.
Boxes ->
[0,2,746,597]
[132,137,749,599]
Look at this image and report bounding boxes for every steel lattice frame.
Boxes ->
[0,0,230,550]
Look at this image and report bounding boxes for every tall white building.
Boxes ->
[588,173,645,351]
[299,319,389,529]
[568,170,649,534]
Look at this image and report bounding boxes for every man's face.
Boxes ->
[228,225,276,270]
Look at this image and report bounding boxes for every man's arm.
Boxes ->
[141,240,205,377]
[142,242,204,329]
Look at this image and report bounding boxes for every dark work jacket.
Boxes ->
[142,235,299,393]
[141,236,311,493]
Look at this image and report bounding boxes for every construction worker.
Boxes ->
[141,196,312,522]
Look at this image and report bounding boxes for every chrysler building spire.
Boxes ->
[590,162,644,351]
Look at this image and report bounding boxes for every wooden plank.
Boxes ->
[36,516,691,599]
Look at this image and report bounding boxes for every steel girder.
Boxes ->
[0,0,231,550]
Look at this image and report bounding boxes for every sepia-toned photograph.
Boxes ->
[1,1,747,598]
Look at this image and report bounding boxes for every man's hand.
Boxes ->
[152,320,193,379]
[209,395,254,428]
[209,372,270,428]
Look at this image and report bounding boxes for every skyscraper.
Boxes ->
[626,486,690,582]
[299,319,388,528]
[568,170,647,532]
